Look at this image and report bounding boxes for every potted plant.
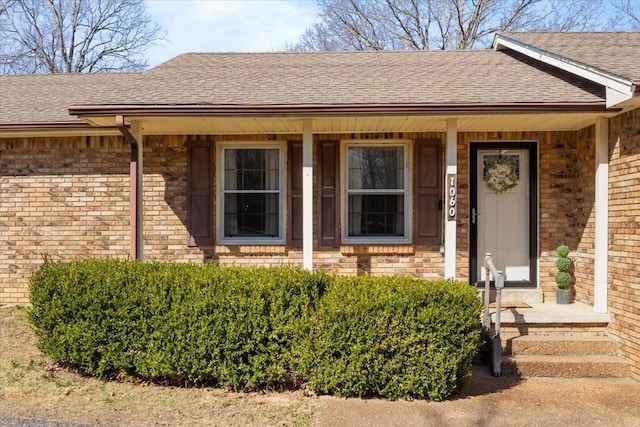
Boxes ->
[555,245,572,304]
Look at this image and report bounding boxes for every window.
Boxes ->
[345,144,408,241]
[221,146,283,241]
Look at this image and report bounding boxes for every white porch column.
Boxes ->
[594,117,609,313]
[444,118,457,279]
[302,119,314,270]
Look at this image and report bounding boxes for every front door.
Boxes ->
[470,142,537,286]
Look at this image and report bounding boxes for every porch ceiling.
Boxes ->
[85,111,616,135]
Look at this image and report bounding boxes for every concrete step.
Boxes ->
[504,335,618,356]
[502,354,630,378]
[491,302,610,325]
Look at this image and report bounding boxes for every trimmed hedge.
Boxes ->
[29,259,482,400]
[295,276,482,400]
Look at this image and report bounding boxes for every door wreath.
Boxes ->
[484,156,518,193]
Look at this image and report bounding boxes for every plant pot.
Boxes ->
[556,289,571,304]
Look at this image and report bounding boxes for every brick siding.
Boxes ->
[0,136,130,303]
[607,109,640,380]
[0,130,599,302]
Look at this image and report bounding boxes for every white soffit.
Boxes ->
[494,35,636,108]
[73,112,615,136]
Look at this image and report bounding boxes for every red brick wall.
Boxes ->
[608,108,640,380]
[574,126,596,305]
[0,136,130,303]
[0,130,594,304]
[0,133,448,304]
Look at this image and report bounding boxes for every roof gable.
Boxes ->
[498,32,640,83]
[494,32,640,107]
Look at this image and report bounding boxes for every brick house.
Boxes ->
[1,32,639,379]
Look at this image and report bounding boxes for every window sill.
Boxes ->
[214,245,287,255]
[340,245,415,255]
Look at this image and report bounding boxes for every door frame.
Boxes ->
[469,141,538,287]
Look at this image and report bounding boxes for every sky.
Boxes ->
[144,0,319,67]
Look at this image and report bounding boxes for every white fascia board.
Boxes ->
[494,36,635,107]
[606,86,635,108]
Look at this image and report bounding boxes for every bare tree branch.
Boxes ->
[609,0,640,29]
[0,0,164,74]
[289,0,637,52]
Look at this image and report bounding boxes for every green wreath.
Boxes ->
[484,158,518,193]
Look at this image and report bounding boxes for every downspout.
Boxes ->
[116,115,143,260]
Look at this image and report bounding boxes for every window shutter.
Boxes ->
[319,140,339,247]
[414,139,442,246]
[288,141,303,247]
[187,140,214,246]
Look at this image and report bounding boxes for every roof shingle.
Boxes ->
[0,34,622,126]
[500,32,640,83]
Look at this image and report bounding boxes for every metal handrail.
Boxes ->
[484,252,504,377]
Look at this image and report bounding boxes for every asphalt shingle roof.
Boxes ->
[500,32,640,83]
[0,73,139,124]
[1,32,628,126]
[137,49,604,106]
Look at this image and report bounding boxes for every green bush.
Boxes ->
[295,276,482,400]
[29,260,323,389]
[29,260,482,400]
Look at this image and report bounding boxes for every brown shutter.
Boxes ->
[187,140,214,246]
[288,141,303,247]
[414,139,442,246]
[319,140,339,248]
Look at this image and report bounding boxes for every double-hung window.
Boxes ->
[220,145,283,242]
[345,143,408,242]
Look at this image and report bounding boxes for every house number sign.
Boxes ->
[447,174,456,221]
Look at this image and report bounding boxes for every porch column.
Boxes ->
[302,119,313,270]
[444,118,457,279]
[594,117,609,313]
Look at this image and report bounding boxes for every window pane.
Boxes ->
[224,193,279,237]
[224,148,279,191]
[348,194,404,236]
[348,147,404,190]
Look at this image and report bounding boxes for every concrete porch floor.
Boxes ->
[489,301,610,324]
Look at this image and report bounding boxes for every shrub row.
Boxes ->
[29,260,482,400]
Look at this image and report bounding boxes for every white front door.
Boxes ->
[475,147,533,283]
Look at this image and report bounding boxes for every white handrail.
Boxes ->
[484,252,504,377]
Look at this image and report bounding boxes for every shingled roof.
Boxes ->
[1,31,633,128]
[0,73,140,125]
[131,49,605,106]
[500,32,640,84]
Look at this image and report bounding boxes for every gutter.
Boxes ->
[69,102,613,118]
[0,121,96,132]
